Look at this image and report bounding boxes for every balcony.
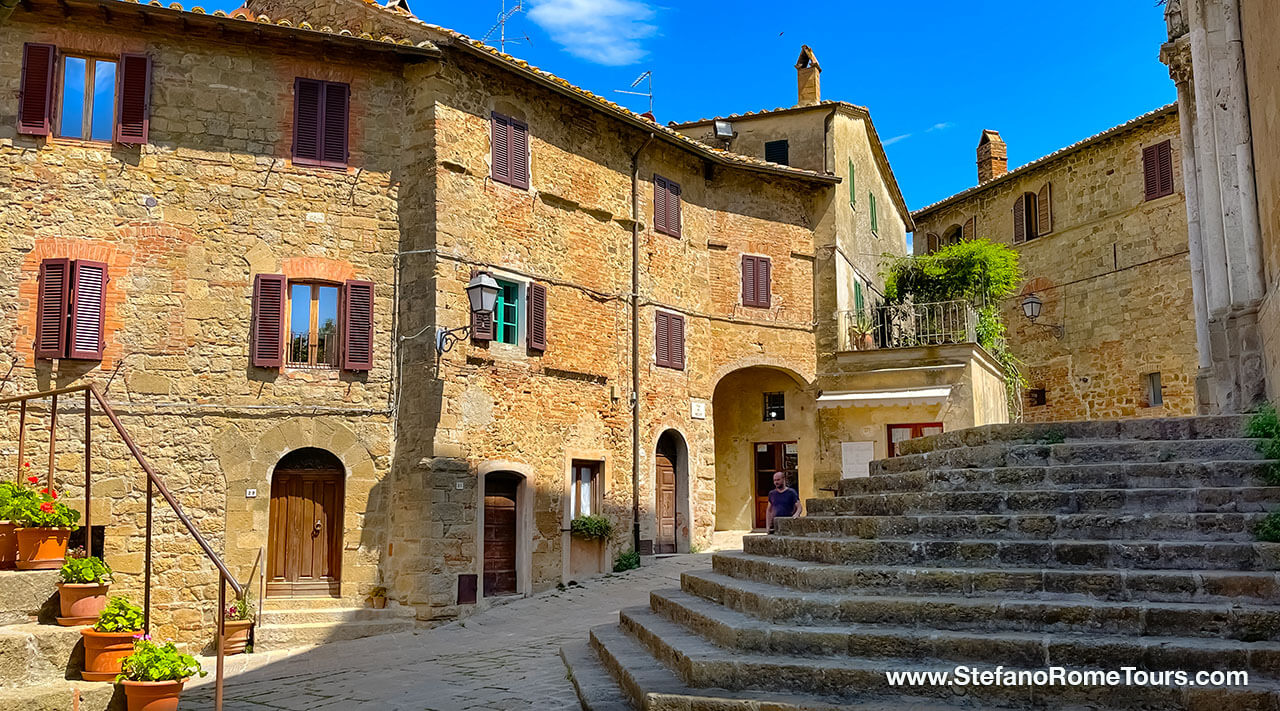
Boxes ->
[837,299,978,352]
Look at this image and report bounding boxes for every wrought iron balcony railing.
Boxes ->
[837,299,978,351]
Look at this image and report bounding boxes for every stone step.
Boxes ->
[893,415,1251,458]
[260,596,363,611]
[561,640,634,711]
[776,511,1269,542]
[0,569,58,625]
[648,588,1280,677]
[614,605,1277,709]
[0,622,86,688]
[253,617,417,650]
[743,533,1280,571]
[711,551,1280,605]
[680,570,1280,642]
[836,461,1273,497]
[872,439,1265,477]
[812,485,1280,517]
[0,679,119,711]
[258,601,416,627]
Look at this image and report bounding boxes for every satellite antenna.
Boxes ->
[481,0,528,54]
[614,71,653,115]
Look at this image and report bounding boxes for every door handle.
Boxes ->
[312,519,322,536]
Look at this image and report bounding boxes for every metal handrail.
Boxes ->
[836,299,978,351]
[2,382,240,710]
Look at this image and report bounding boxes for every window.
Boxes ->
[854,278,865,312]
[942,225,963,248]
[869,192,878,235]
[763,392,785,422]
[764,140,789,166]
[887,422,943,457]
[654,175,682,237]
[570,460,603,518]
[1027,388,1047,407]
[654,311,685,370]
[470,274,548,351]
[251,274,373,371]
[287,283,341,367]
[1013,183,1053,243]
[1144,372,1164,407]
[292,78,349,169]
[491,111,530,189]
[18,44,151,142]
[34,259,108,361]
[493,279,520,345]
[741,255,772,308]
[1143,141,1174,200]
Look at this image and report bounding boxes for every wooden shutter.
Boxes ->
[35,258,70,359]
[963,216,977,241]
[527,282,547,352]
[869,193,878,233]
[320,82,349,168]
[666,179,682,237]
[293,78,323,164]
[755,257,771,308]
[18,43,56,136]
[115,53,152,144]
[741,255,757,307]
[491,112,510,184]
[509,118,529,189]
[1012,196,1027,244]
[1037,182,1053,236]
[848,159,856,203]
[470,270,495,342]
[67,260,107,360]
[250,274,287,368]
[653,175,668,234]
[341,280,374,371]
[1157,141,1174,198]
[654,311,671,367]
[669,313,685,370]
[926,233,940,253]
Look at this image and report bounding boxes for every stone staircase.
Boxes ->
[255,596,417,650]
[563,415,1280,710]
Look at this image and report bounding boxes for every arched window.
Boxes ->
[1013,182,1053,244]
[942,224,964,248]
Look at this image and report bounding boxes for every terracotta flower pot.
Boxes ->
[56,582,111,626]
[222,619,253,655]
[370,595,387,609]
[0,521,16,570]
[14,527,71,570]
[121,679,186,711]
[81,627,142,682]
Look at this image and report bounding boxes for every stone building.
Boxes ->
[912,106,1199,422]
[1161,0,1278,412]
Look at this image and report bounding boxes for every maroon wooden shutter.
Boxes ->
[527,282,547,352]
[115,53,152,144]
[491,112,510,184]
[1037,182,1053,236]
[1012,197,1026,244]
[67,260,107,360]
[250,274,287,368]
[35,258,70,359]
[1157,141,1174,197]
[655,311,670,367]
[293,78,322,164]
[756,257,771,308]
[741,255,757,306]
[470,270,495,342]
[18,43,56,136]
[653,176,668,234]
[1143,144,1162,200]
[320,82,349,168]
[342,280,374,371]
[666,180,682,237]
[669,313,685,370]
[926,233,940,253]
[963,216,977,241]
[509,118,529,189]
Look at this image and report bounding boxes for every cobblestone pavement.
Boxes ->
[185,554,707,711]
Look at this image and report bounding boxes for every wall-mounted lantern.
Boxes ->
[1020,293,1064,339]
[435,270,501,358]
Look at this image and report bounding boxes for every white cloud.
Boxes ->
[926,122,952,132]
[883,133,912,146]
[527,0,657,66]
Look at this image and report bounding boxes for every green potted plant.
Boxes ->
[569,514,614,540]
[222,593,254,655]
[11,473,80,570]
[56,553,113,625]
[116,638,205,711]
[366,585,388,610]
[81,596,145,682]
[850,311,877,351]
[0,478,25,570]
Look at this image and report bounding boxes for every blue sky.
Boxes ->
[213,0,1175,210]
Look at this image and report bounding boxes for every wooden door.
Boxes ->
[484,474,519,597]
[267,467,343,598]
[887,422,944,457]
[753,442,798,529]
[655,452,677,554]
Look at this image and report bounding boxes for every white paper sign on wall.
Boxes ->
[840,441,876,479]
[690,401,707,420]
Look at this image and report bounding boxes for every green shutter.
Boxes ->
[854,279,865,312]
[494,279,520,344]
[848,159,856,204]
[870,193,878,233]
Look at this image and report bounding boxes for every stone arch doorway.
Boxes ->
[654,430,690,554]
[482,470,526,598]
[711,365,814,531]
[267,447,345,598]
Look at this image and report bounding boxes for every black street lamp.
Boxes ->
[435,271,501,356]
[1020,293,1063,339]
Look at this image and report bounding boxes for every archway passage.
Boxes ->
[655,432,680,554]
[267,448,344,598]
[483,472,521,597]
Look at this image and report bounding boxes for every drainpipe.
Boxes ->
[630,133,654,557]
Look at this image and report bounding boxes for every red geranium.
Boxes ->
[26,476,38,484]
[39,502,54,513]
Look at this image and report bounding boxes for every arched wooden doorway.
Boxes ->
[267,448,344,598]
[655,431,687,555]
[483,471,522,597]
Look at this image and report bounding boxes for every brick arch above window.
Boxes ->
[20,239,133,369]
[280,256,359,284]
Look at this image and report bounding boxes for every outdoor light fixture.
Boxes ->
[1021,293,1064,339]
[435,270,501,358]
[714,120,734,140]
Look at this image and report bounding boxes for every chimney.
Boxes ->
[795,45,821,107]
[976,129,1008,183]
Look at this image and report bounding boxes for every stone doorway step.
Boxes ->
[252,596,419,651]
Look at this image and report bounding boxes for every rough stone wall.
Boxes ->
[913,110,1197,422]
[0,14,408,643]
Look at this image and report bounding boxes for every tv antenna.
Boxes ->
[481,0,529,54]
[613,71,653,115]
